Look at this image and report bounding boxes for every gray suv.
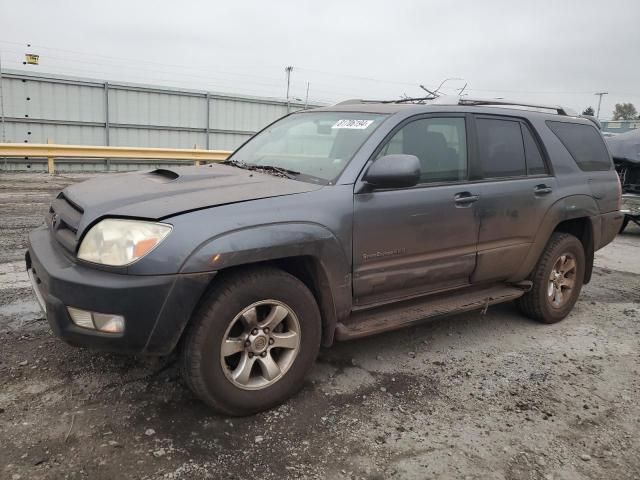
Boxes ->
[26,98,623,415]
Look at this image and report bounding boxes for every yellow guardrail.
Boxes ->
[0,142,233,173]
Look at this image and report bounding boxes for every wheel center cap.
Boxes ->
[252,335,268,353]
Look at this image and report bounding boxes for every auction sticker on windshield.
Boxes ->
[332,119,374,129]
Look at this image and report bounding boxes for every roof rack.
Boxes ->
[334,96,573,116]
[456,98,569,115]
[334,99,387,106]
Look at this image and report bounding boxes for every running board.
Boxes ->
[335,285,525,341]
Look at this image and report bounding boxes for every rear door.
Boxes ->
[469,115,560,283]
[352,114,481,306]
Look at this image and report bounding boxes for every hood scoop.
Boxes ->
[146,168,180,183]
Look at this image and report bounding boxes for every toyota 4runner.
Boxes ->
[27,98,623,415]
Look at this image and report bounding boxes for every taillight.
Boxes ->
[616,173,622,210]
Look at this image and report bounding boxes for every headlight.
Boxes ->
[78,219,172,266]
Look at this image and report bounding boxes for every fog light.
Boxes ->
[67,307,125,333]
[93,313,125,333]
[67,307,94,329]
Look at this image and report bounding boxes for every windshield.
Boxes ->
[228,111,388,183]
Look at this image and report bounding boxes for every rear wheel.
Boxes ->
[181,267,321,415]
[517,233,585,324]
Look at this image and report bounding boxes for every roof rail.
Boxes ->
[334,99,385,106]
[333,96,574,116]
[456,98,569,115]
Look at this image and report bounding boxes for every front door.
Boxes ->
[353,115,481,306]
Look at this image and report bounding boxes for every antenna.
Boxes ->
[419,85,439,98]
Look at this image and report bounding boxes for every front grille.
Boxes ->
[47,192,84,253]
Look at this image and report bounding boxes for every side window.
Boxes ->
[378,117,467,183]
[521,124,548,175]
[546,121,612,171]
[476,118,526,178]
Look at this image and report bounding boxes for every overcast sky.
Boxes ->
[1,0,639,119]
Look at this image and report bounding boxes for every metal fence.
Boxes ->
[0,69,319,172]
[601,120,640,135]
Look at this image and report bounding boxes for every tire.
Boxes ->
[619,217,630,234]
[516,232,585,324]
[180,266,321,416]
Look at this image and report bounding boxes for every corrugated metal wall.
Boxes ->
[0,69,317,155]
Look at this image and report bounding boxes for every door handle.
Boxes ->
[534,184,553,195]
[454,192,479,206]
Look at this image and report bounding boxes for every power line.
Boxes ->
[0,46,387,101]
[2,39,639,109]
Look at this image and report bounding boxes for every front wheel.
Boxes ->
[181,267,321,415]
[517,232,585,324]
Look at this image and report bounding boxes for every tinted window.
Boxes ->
[476,118,526,178]
[521,124,548,175]
[378,117,467,183]
[547,121,612,171]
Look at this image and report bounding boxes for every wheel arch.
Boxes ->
[179,222,352,347]
[511,195,599,284]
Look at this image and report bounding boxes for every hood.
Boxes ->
[61,164,323,235]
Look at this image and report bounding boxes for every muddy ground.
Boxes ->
[1,173,639,480]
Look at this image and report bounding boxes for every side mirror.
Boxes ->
[363,154,420,189]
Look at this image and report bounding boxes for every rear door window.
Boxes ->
[476,118,526,178]
[521,124,548,175]
[546,121,612,171]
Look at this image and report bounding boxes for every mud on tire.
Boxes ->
[516,232,585,324]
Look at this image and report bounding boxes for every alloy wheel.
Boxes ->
[547,253,577,308]
[220,300,301,390]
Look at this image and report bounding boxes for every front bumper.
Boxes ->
[26,226,216,355]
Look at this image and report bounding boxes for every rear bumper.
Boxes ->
[27,226,216,355]
[597,210,625,249]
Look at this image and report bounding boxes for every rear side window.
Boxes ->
[476,118,526,178]
[521,124,548,175]
[546,121,612,171]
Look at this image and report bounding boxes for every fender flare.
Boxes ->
[511,195,599,282]
[179,222,352,345]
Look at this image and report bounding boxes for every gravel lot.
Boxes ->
[1,173,639,480]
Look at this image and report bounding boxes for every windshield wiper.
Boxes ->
[222,159,252,169]
[252,164,300,179]
[223,159,300,180]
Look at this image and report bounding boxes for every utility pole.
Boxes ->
[594,92,608,119]
[285,66,293,113]
[304,82,309,109]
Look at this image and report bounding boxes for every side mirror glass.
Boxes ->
[363,154,420,189]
